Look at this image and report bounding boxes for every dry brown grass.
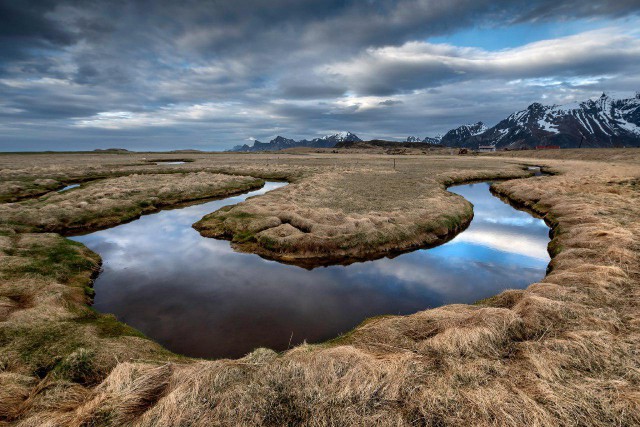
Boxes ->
[0,232,178,425]
[0,151,312,203]
[194,157,529,265]
[489,147,640,163]
[0,149,639,426]
[0,172,264,234]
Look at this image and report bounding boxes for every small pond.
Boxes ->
[71,180,550,359]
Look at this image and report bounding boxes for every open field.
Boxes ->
[0,149,639,425]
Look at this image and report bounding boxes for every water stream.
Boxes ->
[58,184,80,192]
[71,178,550,359]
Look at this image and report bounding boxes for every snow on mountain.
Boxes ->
[404,135,443,144]
[439,122,487,146]
[312,131,362,144]
[230,132,361,151]
[453,93,640,149]
[230,135,296,152]
[422,135,442,144]
[230,93,640,152]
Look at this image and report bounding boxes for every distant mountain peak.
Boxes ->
[272,135,296,143]
[439,122,487,146]
[230,93,640,152]
[527,102,546,111]
[445,93,640,149]
[229,131,361,151]
[316,131,361,142]
[422,135,442,144]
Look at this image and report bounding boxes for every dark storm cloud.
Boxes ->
[0,0,75,81]
[276,67,348,99]
[516,0,640,22]
[0,0,76,50]
[0,0,639,150]
[379,100,403,106]
[5,0,639,75]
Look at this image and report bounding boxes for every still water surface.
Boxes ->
[59,184,80,192]
[71,181,550,359]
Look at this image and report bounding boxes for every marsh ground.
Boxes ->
[0,148,639,426]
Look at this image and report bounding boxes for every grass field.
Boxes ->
[0,148,638,426]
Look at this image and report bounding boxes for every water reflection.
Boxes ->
[71,181,550,359]
[59,184,80,192]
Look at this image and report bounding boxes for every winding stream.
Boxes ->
[71,179,550,359]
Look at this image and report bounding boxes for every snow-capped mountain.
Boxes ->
[230,94,640,152]
[314,131,361,143]
[230,132,361,151]
[404,135,442,144]
[231,136,297,152]
[467,93,640,149]
[422,135,442,144]
[307,131,362,147]
[440,122,488,146]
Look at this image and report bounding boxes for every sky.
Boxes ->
[1,0,640,151]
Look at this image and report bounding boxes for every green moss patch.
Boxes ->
[8,238,99,285]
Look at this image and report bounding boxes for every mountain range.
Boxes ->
[231,131,361,151]
[405,136,443,144]
[229,93,640,151]
[444,93,640,149]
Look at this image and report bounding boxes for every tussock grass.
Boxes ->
[0,149,639,425]
[0,173,264,234]
[195,158,529,265]
[0,232,179,424]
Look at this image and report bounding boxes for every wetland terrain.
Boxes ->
[71,180,550,359]
[0,149,639,426]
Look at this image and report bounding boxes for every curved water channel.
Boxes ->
[71,177,550,359]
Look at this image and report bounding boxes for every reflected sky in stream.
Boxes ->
[71,181,550,359]
[59,184,80,192]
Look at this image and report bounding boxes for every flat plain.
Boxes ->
[0,148,639,426]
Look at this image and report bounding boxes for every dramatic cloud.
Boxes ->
[0,0,639,150]
[325,29,640,95]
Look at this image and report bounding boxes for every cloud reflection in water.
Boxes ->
[72,181,550,359]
